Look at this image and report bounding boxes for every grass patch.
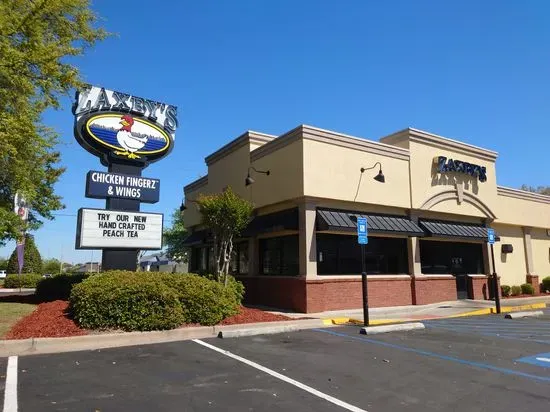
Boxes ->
[0,302,37,337]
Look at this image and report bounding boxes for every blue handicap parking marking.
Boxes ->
[517,353,550,368]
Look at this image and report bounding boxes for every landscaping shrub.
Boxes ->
[520,283,535,295]
[70,271,184,331]
[6,235,42,274]
[167,274,243,325]
[511,285,522,296]
[4,273,43,288]
[542,276,550,293]
[501,285,511,297]
[36,273,91,301]
[69,271,244,331]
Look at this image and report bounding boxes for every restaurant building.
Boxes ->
[182,125,550,312]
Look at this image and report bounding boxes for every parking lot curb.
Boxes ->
[504,310,544,319]
[491,302,546,314]
[0,318,328,357]
[360,322,425,335]
[216,319,327,339]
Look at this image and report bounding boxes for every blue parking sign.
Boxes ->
[487,228,495,245]
[357,217,368,244]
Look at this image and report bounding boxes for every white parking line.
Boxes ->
[192,339,367,412]
[3,356,18,412]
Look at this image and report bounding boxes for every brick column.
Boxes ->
[523,227,540,294]
[299,201,317,278]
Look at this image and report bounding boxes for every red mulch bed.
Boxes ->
[5,300,87,340]
[219,306,295,325]
[4,302,296,339]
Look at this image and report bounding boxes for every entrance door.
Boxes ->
[420,240,484,300]
[451,257,468,300]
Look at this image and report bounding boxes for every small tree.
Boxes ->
[196,187,253,285]
[7,235,43,274]
[163,208,189,263]
[43,258,61,274]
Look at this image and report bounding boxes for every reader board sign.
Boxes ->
[76,208,163,250]
[86,170,160,203]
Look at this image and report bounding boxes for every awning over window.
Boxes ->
[316,209,425,236]
[181,230,209,246]
[419,220,493,240]
[241,208,299,237]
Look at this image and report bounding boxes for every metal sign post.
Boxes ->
[487,228,501,314]
[357,217,369,327]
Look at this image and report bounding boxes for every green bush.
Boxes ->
[36,273,91,301]
[69,271,244,331]
[4,273,43,288]
[167,274,243,325]
[520,283,535,295]
[501,285,511,297]
[542,276,550,293]
[70,271,184,331]
[511,285,522,296]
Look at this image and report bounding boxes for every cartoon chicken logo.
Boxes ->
[115,115,148,159]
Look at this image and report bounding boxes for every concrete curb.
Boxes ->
[0,319,327,357]
[360,322,425,335]
[504,311,544,319]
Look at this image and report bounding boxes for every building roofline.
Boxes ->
[381,128,498,161]
[184,175,208,193]
[205,130,275,166]
[497,185,550,204]
[251,124,410,162]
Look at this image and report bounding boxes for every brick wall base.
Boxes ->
[468,275,489,300]
[526,274,540,295]
[238,275,474,313]
[412,276,457,305]
[305,277,413,313]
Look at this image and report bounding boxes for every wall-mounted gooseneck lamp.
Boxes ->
[360,162,385,183]
[180,198,199,212]
[245,166,270,186]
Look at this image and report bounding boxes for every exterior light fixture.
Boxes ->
[360,162,385,183]
[245,166,270,186]
[179,200,186,212]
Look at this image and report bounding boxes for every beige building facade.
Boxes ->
[183,125,550,312]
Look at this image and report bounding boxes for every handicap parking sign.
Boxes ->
[357,217,368,244]
[487,228,495,244]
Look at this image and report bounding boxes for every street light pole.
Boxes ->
[361,243,369,327]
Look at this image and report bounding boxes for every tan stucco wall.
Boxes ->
[492,224,526,287]
[207,143,252,198]
[408,140,498,219]
[183,185,205,228]
[494,194,550,228]
[248,139,304,208]
[531,228,550,278]
[302,139,411,209]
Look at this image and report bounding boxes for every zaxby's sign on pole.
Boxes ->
[86,171,160,203]
[72,85,177,166]
[72,85,178,270]
[76,209,163,250]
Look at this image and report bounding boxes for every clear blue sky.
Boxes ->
[2,0,549,263]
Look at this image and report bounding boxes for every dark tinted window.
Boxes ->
[260,235,299,276]
[420,240,483,274]
[317,234,408,275]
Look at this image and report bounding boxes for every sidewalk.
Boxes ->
[263,295,550,325]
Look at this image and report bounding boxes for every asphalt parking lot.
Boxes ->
[3,311,550,411]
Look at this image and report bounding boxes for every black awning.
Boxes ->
[241,208,299,237]
[316,209,425,236]
[182,230,209,246]
[419,220,492,240]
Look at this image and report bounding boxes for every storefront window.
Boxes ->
[420,240,483,274]
[260,235,299,276]
[317,234,408,275]
[230,241,249,275]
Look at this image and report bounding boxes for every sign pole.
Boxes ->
[361,243,369,327]
[487,228,500,314]
[490,243,501,314]
[356,216,369,327]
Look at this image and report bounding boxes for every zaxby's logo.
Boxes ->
[434,156,487,182]
[73,85,177,166]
